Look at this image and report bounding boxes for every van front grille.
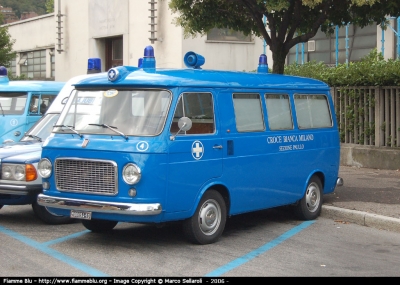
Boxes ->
[55,158,118,195]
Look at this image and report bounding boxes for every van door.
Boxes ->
[167,92,223,213]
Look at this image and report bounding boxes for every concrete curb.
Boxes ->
[321,205,400,233]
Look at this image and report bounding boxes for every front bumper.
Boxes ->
[0,183,42,195]
[37,194,162,216]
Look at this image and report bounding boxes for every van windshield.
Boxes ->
[0,92,28,115]
[21,113,60,142]
[54,89,171,136]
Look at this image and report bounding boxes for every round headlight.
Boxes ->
[14,165,26,181]
[38,158,52,178]
[122,163,141,185]
[2,165,12,179]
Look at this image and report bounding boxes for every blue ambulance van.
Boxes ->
[0,59,102,224]
[38,46,343,244]
[0,67,65,143]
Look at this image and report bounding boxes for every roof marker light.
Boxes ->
[87,58,101,74]
[138,58,143,68]
[184,51,205,69]
[142,46,156,69]
[257,54,269,73]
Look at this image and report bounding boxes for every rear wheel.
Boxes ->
[183,189,227,245]
[82,219,118,232]
[294,176,322,220]
[32,200,72,225]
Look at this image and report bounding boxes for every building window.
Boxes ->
[51,49,55,78]
[287,24,377,65]
[20,50,47,79]
[9,58,16,77]
[207,28,252,42]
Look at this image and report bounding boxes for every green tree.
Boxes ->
[45,0,54,13]
[0,27,16,68]
[169,0,400,74]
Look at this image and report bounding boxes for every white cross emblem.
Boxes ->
[192,140,204,160]
[108,69,118,81]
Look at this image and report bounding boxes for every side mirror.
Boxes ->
[61,97,69,104]
[170,117,192,141]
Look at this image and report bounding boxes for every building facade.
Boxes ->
[1,0,399,81]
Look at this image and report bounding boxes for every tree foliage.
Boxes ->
[0,24,16,68]
[168,0,400,74]
[0,0,47,18]
[45,0,54,13]
[284,49,400,86]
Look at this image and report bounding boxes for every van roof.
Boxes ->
[73,68,329,91]
[0,80,65,92]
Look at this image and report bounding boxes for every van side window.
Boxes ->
[170,92,215,135]
[265,94,293,130]
[294,94,332,129]
[232,93,265,132]
[29,95,40,114]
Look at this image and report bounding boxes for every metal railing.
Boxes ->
[331,86,400,147]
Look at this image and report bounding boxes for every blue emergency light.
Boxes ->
[0,66,7,76]
[142,46,156,69]
[257,54,269,73]
[87,58,101,74]
[0,66,9,83]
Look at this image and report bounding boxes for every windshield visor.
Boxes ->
[54,89,172,136]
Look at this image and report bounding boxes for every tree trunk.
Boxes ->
[271,48,287,74]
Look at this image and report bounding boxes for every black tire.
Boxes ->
[32,200,72,225]
[82,219,118,232]
[294,176,323,220]
[183,189,227,245]
[0,205,3,210]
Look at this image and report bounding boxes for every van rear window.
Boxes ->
[294,94,332,129]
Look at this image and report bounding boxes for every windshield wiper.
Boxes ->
[89,123,128,140]
[53,125,83,138]
[24,134,42,142]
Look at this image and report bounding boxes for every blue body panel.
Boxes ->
[41,66,340,224]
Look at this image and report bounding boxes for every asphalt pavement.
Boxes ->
[322,165,400,233]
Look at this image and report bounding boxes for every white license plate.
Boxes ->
[70,210,92,220]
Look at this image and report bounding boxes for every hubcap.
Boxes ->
[305,182,320,213]
[198,199,221,235]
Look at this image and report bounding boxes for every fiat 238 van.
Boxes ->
[38,46,343,244]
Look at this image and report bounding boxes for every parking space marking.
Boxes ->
[205,220,315,277]
[42,230,90,247]
[0,225,108,277]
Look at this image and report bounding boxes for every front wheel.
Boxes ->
[183,189,227,245]
[32,200,72,225]
[82,219,118,232]
[294,176,323,220]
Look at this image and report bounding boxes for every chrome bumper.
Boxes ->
[37,194,162,216]
[0,183,42,195]
[336,177,344,187]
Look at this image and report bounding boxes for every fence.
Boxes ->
[331,86,400,147]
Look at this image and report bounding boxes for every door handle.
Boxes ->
[213,145,223,149]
